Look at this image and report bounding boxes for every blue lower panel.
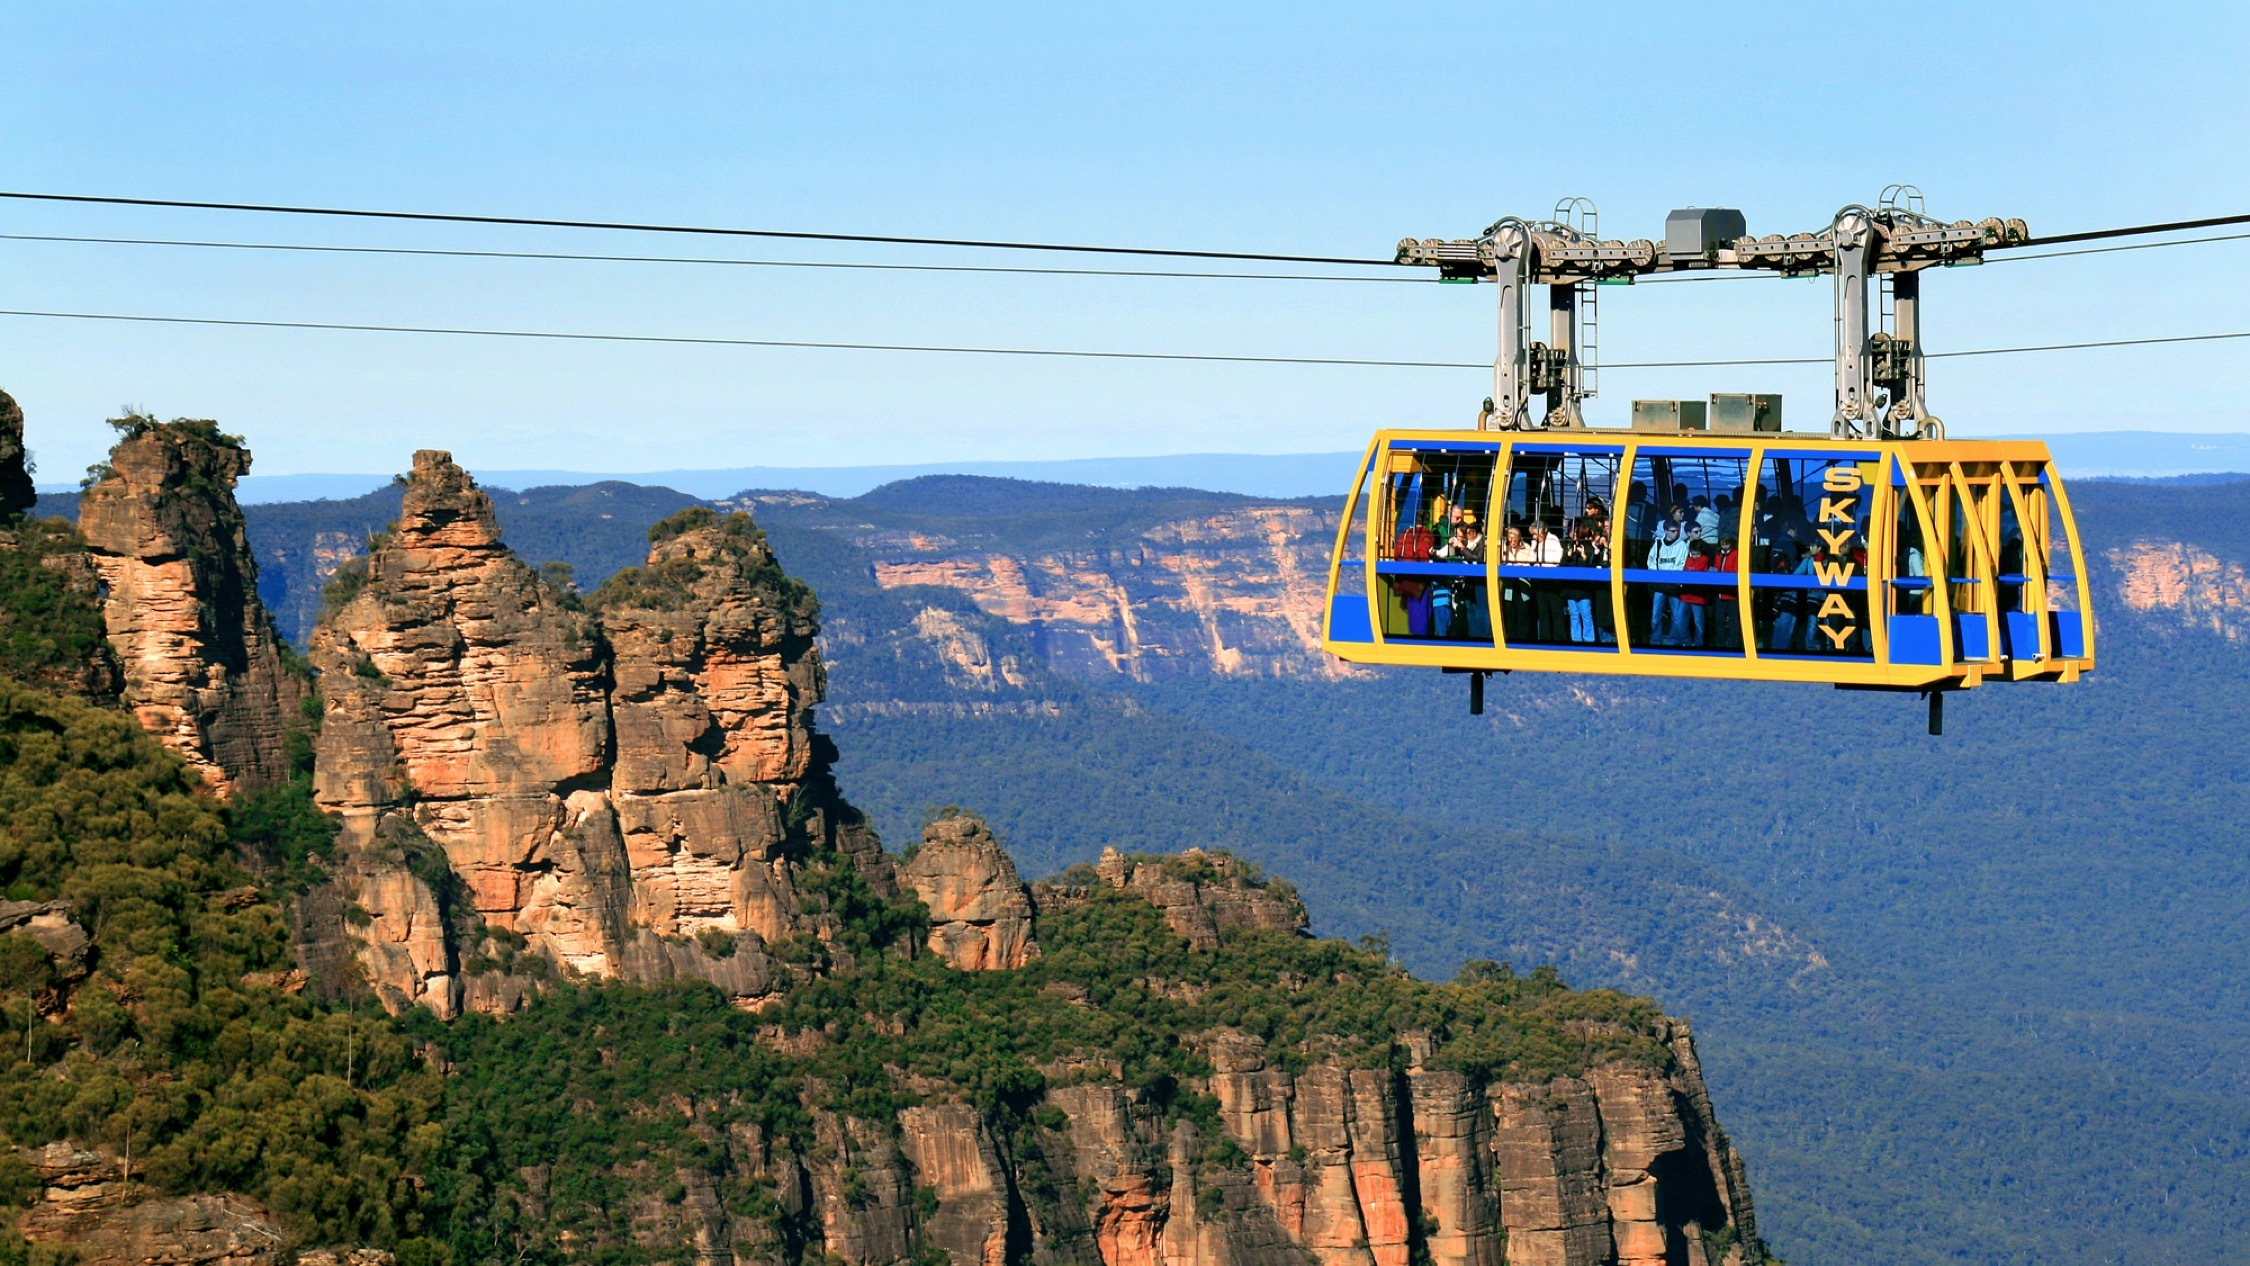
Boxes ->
[1328,594,1374,643]
[2053,611,2085,658]
[1955,616,1991,661]
[1889,615,1944,665]
[2001,612,2043,659]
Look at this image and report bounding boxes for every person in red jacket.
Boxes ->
[1713,536,1742,650]
[1391,519,1435,636]
[1678,541,1715,647]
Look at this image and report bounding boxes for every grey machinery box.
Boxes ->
[1664,207,1748,259]
[1708,393,1781,433]
[1630,400,1708,432]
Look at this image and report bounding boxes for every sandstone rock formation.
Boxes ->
[901,813,1038,969]
[14,1141,292,1266]
[1090,845,1309,950]
[757,976,1763,1266]
[77,418,306,795]
[307,456,886,1016]
[0,388,34,521]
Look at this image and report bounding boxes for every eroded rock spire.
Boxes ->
[77,416,306,795]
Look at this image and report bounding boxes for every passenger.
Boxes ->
[1432,500,1463,556]
[1678,541,1713,647]
[1707,494,1733,543]
[1691,495,1721,545]
[1713,535,1742,649]
[1391,514,1436,637]
[1665,503,1692,542]
[1528,520,1565,642]
[1443,512,1488,639]
[1791,543,1824,650]
[1562,521,1598,643]
[1646,520,1690,646]
[1623,481,1649,545]
[1581,518,1615,644]
[1500,525,1534,642]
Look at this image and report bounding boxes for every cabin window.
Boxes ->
[2034,473,2088,658]
[1751,454,1876,658]
[1892,484,1932,616]
[1995,490,2028,613]
[1623,451,1749,652]
[2034,479,2080,614]
[1499,449,1618,646]
[1376,448,1495,641]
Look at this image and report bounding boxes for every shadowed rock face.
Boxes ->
[307,454,884,1016]
[0,389,34,521]
[77,420,307,796]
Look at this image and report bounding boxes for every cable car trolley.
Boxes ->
[1320,192,2093,730]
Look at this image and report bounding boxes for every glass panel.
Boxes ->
[1996,489,2028,613]
[1500,449,1619,646]
[1751,454,1876,658]
[1625,451,1750,651]
[1892,480,1932,616]
[2037,478,2080,613]
[1335,456,1369,601]
[1376,448,1495,641]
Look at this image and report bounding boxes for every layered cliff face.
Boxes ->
[2107,540,2250,640]
[452,841,1769,1266]
[78,417,307,795]
[860,505,1352,681]
[307,454,883,1016]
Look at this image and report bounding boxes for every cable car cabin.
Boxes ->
[1321,431,2094,691]
[1348,196,2100,709]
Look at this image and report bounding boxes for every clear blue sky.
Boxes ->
[5,2,2246,479]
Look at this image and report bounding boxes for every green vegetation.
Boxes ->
[0,681,445,1258]
[0,520,112,696]
[589,506,817,618]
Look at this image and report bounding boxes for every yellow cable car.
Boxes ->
[1320,197,2093,726]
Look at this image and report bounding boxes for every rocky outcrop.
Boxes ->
[0,898,91,985]
[1087,846,1309,951]
[307,456,884,1016]
[14,1142,291,1265]
[77,419,306,795]
[901,814,1038,970]
[0,388,34,521]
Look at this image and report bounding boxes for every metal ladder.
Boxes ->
[1553,198,1600,408]
[1875,185,1926,341]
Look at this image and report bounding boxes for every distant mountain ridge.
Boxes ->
[36,430,2250,504]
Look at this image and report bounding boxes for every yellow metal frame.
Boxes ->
[1321,429,2096,689]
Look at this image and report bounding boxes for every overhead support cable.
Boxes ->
[1981,230,2250,263]
[0,190,1405,267]
[0,233,1431,284]
[2005,211,2250,249]
[0,307,2243,370]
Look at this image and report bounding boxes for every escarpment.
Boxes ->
[77,416,307,794]
[306,453,886,1016]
